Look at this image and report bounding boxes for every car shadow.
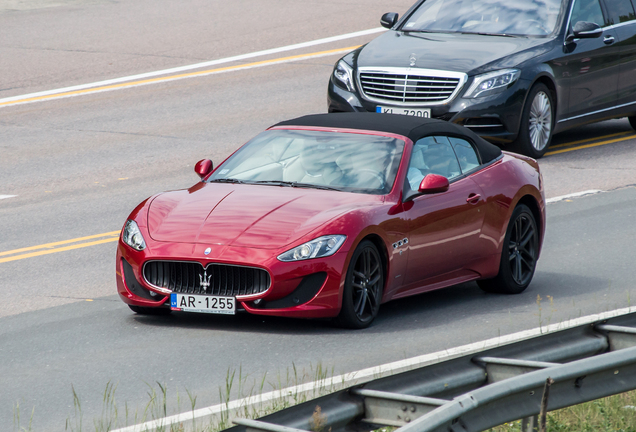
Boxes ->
[130,269,607,335]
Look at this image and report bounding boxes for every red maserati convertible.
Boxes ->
[116,113,545,328]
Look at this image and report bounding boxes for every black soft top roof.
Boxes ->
[273,112,502,164]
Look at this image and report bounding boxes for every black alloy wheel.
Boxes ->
[513,83,554,159]
[129,305,172,315]
[337,240,384,329]
[478,204,539,294]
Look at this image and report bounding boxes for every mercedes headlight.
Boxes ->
[464,69,520,98]
[122,220,146,251]
[277,235,346,262]
[333,60,355,92]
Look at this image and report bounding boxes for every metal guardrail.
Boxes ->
[227,313,636,432]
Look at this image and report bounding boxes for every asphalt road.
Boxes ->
[1,1,636,430]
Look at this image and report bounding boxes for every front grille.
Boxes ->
[143,261,270,296]
[358,68,465,105]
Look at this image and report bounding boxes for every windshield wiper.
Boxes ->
[462,31,517,37]
[208,178,245,184]
[242,180,340,191]
[291,182,340,191]
[243,180,294,187]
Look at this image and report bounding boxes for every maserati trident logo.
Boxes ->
[199,270,212,291]
[409,53,417,67]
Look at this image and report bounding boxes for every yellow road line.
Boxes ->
[0,230,120,257]
[0,46,360,108]
[0,237,120,263]
[546,133,636,156]
[0,237,119,264]
[549,131,633,150]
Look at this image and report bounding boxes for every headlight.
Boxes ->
[333,60,355,92]
[122,220,146,251]
[277,235,346,262]
[464,69,520,98]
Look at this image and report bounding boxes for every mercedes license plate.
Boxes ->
[170,293,236,315]
[376,106,431,118]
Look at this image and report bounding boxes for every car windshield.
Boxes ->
[402,0,563,36]
[208,129,405,195]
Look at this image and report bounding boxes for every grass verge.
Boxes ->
[489,390,636,432]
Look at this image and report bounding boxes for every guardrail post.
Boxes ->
[521,415,538,432]
[539,377,554,432]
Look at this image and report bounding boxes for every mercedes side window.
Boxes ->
[604,0,636,24]
[448,137,480,173]
[570,0,606,27]
[407,136,461,190]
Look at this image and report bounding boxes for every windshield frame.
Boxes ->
[398,0,568,38]
[207,127,408,196]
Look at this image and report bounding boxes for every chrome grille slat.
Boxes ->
[358,67,465,105]
[143,261,270,296]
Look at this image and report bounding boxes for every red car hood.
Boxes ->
[147,183,376,249]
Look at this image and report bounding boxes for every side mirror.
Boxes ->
[419,174,449,194]
[381,12,399,29]
[194,159,213,179]
[566,21,602,43]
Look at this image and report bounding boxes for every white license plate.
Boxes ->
[170,293,236,315]
[376,106,431,118]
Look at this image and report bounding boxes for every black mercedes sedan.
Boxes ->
[328,0,636,158]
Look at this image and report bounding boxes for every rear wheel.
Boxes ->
[128,305,172,315]
[512,83,554,159]
[336,240,384,329]
[478,204,539,294]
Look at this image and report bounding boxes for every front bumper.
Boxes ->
[327,76,528,145]
[116,238,348,319]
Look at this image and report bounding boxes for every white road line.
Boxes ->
[0,27,384,106]
[0,195,17,200]
[546,189,602,203]
[112,305,636,432]
[2,48,355,108]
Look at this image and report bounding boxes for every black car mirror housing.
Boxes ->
[381,12,399,29]
[566,21,603,43]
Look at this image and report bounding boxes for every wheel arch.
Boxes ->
[532,74,558,115]
[518,73,558,126]
[350,232,390,304]
[516,193,545,250]
[357,233,390,298]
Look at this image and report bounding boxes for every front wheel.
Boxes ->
[512,83,554,159]
[336,240,384,329]
[478,204,539,294]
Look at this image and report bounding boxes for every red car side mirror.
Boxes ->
[194,159,213,179]
[419,174,449,194]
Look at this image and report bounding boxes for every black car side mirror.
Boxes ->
[566,21,603,43]
[381,12,399,29]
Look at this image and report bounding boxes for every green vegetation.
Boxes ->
[490,390,636,432]
[12,369,636,431]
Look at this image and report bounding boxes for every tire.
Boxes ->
[128,305,172,315]
[512,83,554,159]
[628,116,636,131]
[478,204,539,294]
[336,240,384,329]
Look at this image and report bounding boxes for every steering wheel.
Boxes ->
[356,169,385,189]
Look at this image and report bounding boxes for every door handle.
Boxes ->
[604,36,615,45]
[467,193,481,204]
